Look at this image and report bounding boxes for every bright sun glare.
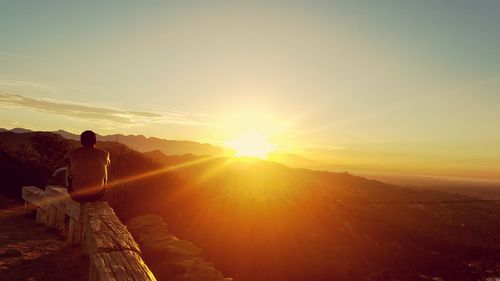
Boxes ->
[220,108,287,159]
[225,133,275,159]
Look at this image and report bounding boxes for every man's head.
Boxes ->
[80,130,97,148]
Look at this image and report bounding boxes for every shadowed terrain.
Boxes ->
[0,196,88,281]
[1,130,499,281]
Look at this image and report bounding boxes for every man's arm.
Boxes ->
[64,151,72,188]
[104,151,110,185]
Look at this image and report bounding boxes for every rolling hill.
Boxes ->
[1,130,499,281]
[1,127,230,156]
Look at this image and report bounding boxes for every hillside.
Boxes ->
[1,128,320,168]
[1,128,230,156]
[1,130,499,281]
[146,157,500,281]
[0,196,88,281]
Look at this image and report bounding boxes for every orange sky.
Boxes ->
[1,1,499,181]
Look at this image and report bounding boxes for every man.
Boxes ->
[65,130,110,202]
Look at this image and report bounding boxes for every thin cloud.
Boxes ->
[0,93,213,126]
[0,79,55,92]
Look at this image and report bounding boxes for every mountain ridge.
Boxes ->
[0,127,230,157]
[1,129,499,280]
[0,128,320,168]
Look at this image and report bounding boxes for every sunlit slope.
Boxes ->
[1,131,498,281]
[142,155,500,281]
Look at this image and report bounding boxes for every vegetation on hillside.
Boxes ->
[1,131,499,281]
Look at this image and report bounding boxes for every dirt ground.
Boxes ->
[0,196,88,281]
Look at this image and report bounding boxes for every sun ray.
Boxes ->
[194,157,234,184]
[225,133,275,159]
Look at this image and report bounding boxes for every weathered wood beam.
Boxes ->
[22,186,156,281]
[45,186,81,220]
[90,251,157,281]
[83,202,140,254]
[22,186,49,209]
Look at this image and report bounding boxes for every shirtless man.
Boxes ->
[65,130,110,202]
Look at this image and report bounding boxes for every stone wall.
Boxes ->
[127,215,233,281]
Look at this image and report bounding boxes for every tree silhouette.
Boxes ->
[30,133,72,171]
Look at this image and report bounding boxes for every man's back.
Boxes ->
[66,147,110,201]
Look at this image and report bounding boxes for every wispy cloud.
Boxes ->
[0,93,213,126]
[0,79,55,92]
[0,119,25,128]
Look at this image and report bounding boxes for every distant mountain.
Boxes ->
[267,151,321,168]
[142,149,204,166]
[0,130,63,148]
[0,128,230,157]
[10,127,33,134]
[97,134,229,156]
[1,128,318,167]
[52,129,79,140]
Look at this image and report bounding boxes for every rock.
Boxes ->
[127,214,172,249]
[193,265,223,280]
[127,214,168,236]
[138,230,173,246]
[143,236,202,258]
[154,257,205,279]
[167,257,206,272]
[126,214,231,281]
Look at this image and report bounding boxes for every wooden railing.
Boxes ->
[22,185,157,281]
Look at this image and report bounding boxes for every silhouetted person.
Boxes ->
[65,130,110,202]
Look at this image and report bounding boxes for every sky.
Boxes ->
[1,0,499,181]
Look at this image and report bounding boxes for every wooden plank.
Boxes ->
[55,209,65,231]
[23,186,156,280]
[108,252,134,281]
[84,219,140,254]
[46,205,57,228]
[45,186,81,220]
[90,253,118,281]
[85,202,116,217]
[67,217,74,245]
[121,250,157,281]
[73,220,83,245]
[83,203,140,255]
[100,216,140,253]
[86,231,118,253]
[68,218,83,245]
[84,213,117,254]
[45,186,69,212]
[65,200,81,221]
[35,208,47,225]
[120,251,147,281]
[22,186,49,209]
[113,251,145,281]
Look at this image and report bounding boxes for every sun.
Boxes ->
[218,108,288,158]
[225,133,275,159]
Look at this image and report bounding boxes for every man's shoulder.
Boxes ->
[66,147,84,157]
[94,148,110,157]
[67,147,108,157]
